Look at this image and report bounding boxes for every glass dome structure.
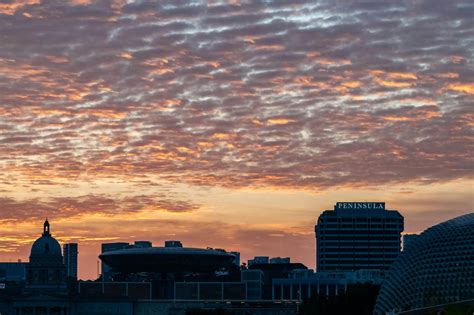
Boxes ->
[374,213,474,314]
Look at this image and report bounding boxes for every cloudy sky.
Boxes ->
[0,0,472,279]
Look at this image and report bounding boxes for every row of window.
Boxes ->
[318,247,400,255]
[320,224,403,229]
[273,283,345,300]
[318,242,400,247]
[319,266,388,271]
[318,230,400,236]
[319,259,395,264]
[319,254,399,259]
[319,236,401,241]
[320,218,402,223]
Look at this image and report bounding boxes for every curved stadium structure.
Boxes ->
[100,242,237,274]
[374,213,474,314]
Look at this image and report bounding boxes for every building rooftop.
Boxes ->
[318,202,403,218]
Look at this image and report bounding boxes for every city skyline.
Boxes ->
[0,0,473,281]
[2,199,470,280]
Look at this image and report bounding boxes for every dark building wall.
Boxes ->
[0,301,15,315]
[63,243,78,280]
[70,300,299,315]
[315,202,404,272]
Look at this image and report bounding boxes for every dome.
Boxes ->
[374,213,474,314]
[30,235,62,257]
[30,219,62,258]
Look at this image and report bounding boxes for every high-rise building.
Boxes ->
[315,202,404,272]
[63,243,78,279]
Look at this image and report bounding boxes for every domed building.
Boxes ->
[26,219,66,290]
[374,213,474,314]
[11,220,70,315]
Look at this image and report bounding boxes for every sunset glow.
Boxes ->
[0,0,472,280]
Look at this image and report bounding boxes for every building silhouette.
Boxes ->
[63,243,78,280]
[16,219,69,315]
[315,202,404,271]
[26,219,67,291]
[3,209,470,315]
[374,213,474,314]
[100,242,129,281]
[0,262,26,282]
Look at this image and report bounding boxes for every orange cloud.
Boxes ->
[374,77,415,88]
[148,68,175,75]
[294,76,331,89]
[212,133,232,140]
[252,44,285,51]
[315,58,351,66]
[267,118,296,125]
[449,56,465,64]
[342,81,361,88]
[444,83,474,94]
[242,36,257,44]
[0,0,40,15]
[435,72,459,79]
[119,52,133,60]
[387,72,417,80]
[71,0,94,4]
[382,106,442,122]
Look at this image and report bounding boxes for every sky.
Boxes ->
[0,0,472,280]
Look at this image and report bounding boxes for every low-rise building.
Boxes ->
[272,269,385,301]
[0,262,27,283]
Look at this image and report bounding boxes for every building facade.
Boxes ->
[315,202,404,271]
[272,269,385,301]
[0,262,27,282]
[63,243,78,280]
[26,220,66,291]
[374,213,474,314]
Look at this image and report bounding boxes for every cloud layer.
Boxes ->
[0,194,200,223]
[0,0,472,191]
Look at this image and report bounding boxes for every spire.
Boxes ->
[43,218,50,236]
